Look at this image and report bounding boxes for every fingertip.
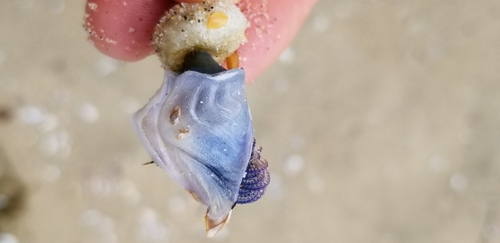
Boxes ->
[237,0,317,83]
[84,0,173,62]
[89,36,151,62]
[84,0,316,78]
[175,0,205,3]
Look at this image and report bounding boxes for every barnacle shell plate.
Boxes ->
[133,68,253,223]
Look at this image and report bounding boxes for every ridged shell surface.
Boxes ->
[133,68,253,222]
[237,141,270,204]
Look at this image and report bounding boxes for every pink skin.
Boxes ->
[84,0,316,82]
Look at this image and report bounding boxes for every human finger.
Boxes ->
[84,0,316,82]
[85,0,176,61]
[236,0,317,82]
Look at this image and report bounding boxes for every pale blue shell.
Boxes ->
[133,68,253,221]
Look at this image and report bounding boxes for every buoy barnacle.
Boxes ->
[133,50,270,237]
[133,0,268,237]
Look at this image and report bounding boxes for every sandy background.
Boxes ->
[2,0,500,242]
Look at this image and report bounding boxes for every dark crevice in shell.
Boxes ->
[181,50,226,74]
[236,139,270,204]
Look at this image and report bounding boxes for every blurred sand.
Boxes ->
[2,0,500,242]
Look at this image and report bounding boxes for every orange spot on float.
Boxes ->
[207,12,229,29]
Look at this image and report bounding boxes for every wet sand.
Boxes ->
[1,0,500,242]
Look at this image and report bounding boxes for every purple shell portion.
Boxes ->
[236,140,270,204]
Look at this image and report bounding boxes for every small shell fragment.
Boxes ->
[226,52,240,70]
[169,106,181,124]
[237,141,270,204]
